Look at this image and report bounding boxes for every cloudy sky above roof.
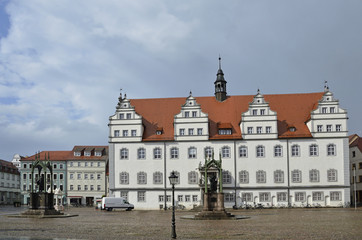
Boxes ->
[0,0,361,161]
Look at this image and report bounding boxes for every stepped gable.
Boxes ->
[130,92,324,141]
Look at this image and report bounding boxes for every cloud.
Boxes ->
[1,0,362,161]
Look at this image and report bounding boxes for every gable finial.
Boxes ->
[189,90,192,97]
[324,80,329,92]
[218,54,222,70]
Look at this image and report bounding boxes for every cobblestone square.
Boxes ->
[1,206,362,239]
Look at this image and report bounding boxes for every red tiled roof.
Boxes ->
[21,151,73,161]
[0,159,19,174]
[350,134,362,152]
[130,92,324,141]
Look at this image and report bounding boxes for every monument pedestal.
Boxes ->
[194,193,235,220]
[22,192,63,216]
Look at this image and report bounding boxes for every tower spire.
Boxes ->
[214,56,227,102]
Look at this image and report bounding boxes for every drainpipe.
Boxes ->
[164,142,167,210]
[234,140,237,207]
[287,139,290,206]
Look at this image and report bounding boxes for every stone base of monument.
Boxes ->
[181,192,249,220]
[8,192,77,218]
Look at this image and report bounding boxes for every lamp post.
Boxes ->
[169,171,178,239]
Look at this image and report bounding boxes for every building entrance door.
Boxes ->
[86,197,94,206]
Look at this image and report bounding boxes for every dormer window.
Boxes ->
[74,152,81,157]
[219,129,232,135]
[85,151,91,157]
[289,127,296,132]
[95,151,102,157]
[156,127,163,135]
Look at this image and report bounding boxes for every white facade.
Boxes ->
[109,80,349,209]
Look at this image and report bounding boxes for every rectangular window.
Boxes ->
[197,128,203,135]
[84,185,88,191]
[70,185,73,190]
[322,107,327,113]
[247,127,253,134]
[336,125,341,132]
[119,113,124,119]
[131,130,137,136]
[239,146,247,157]
[85,162,88,167]
[123,130,128,136]
[330,107,335,113]
[326,125,332,132]
[317,125,323,132]
[120,191,128,201]
[84,174,88,180]
[97,185,101,191]
[277,192,287,202]
[77,173,81,179]
[90,174,94,180]
[312,192,324,201]
[77,185,81,191]
[188,147,197,159]
[154,148,162,159]
[259,192,270,202]
[126,113,132,119]
[178,195,183,202]
[53,174,57,180]
[138,191,146,202]
[257,127,262,134]
[266,126,271,133]
[252,109,258,115]
[192,111,197,117]
[295,192,306,202]
[242,193,253,202]
[184,111,190,118]
[224,193,235,202]
[185,195,191,202]
[330,191,341,201]
[70,173,74,179]
[97,174,101,180]
[90,185,94,191]
[60,174,63,180]
[192,195,198,202]
[188,128,194,135]
[158,195,164,202]
[256,171,266,183]
[179,129,185,136]
[260,109,265,115]
[166,195,171,202]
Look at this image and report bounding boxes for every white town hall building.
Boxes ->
[108,61,349,210]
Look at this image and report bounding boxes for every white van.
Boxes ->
[101,197,134,211]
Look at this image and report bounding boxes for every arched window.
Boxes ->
[274,170,284,183]
[256,146,265,157]
[153,148,162,159]
[188,171,198,184]
[274,145,282,157]
[309,169,319,182]
[239,146,248,157]
[120,148,128,160]
[327,169,337,182]
[291,144,300,157]
[309,144,318,156]
[239,170,249,184]
[170,147,179,159]
[222,146,230,158]
[137,172,147,184]
[256,170,266,183]
[153,172,163,184]
[188,147,197,159]
[327,144,336,156]
[291,169,302,183]
[204,147,213,158]
[120,172,129,184]
[222,171,232,184]
[137,148,146,159]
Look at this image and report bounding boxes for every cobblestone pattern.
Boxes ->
[0,207,361,239]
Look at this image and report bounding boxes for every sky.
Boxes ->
[0,0,361,161]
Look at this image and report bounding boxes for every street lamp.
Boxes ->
[169,171,178,239]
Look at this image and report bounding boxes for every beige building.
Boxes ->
[67,146,108,206]
[350,134,362,205]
